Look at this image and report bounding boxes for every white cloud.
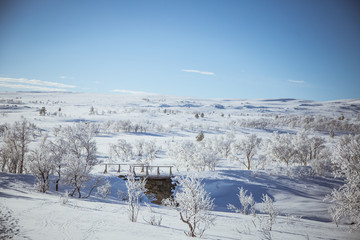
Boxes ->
[59,76,67,79]
[0,77,76,88]
[182,69,215,76]
[0,83,68,92]
[111,89,157,95]
[288,80,305,84]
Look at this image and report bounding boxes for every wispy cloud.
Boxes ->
[59,76,74,80]
[0,77,76,88]
[0,83,69,92]
[0,77,76,92]
[288,80,305,84]
[111,89,157,95]
[182,69,215,76]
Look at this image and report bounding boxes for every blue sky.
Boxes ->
[0,0,359,100]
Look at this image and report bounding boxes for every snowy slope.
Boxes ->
[1,92,360,239]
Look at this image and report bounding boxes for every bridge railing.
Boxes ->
[101,163,173,177]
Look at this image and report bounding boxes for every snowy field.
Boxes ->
[1,92,360,240]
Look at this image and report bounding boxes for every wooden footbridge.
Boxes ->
[101,163,176,204]
[101,163,174,179]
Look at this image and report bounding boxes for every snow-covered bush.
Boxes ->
[126,172,147,222]
[169,174,215,237]
[60,190,70,205]
[196,131,204,142]
[227,187,255,215]
[96,180,111,199]
[260,194,277,231]
[327,134,360,230]
[143,203,162,226]
[231,134,261,170]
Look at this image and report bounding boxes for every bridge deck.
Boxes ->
[101,163,174,177]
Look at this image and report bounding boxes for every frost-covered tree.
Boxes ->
[59,123,99,197]
[219,134,235,159]
[62,153,91,198]
[232,134,261,170]
[193,146,219,171]
[227,187,255,215]
[28,135,54,193]
[143,141,158,164]
[171,175,215,237]
[168,141,196,171]
[309,136,325,161]
[293,131,326,166]
[0,118,35,173]
[293,130,310,166]
[269,132,297,166]
[205,134,234,160]
[109,139,133,162]
[134,140,145,162]
[168,140,218,172]
[327,134,360,230]
[126,172,147,222]
[48,133,68,191]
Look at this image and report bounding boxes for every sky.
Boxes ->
[0,0,359,101]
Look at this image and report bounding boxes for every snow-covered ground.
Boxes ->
[1,92,360,239]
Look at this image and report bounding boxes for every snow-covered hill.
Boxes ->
[1,92,359,239]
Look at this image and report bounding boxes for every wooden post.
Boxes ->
[169,166,172,176]
[117,164,121,173]
[133,166,136,176]
[146,166,149,176]
[104,164,107,174]
[157,166,160,176]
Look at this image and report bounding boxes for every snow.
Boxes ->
[1,92,360,239]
